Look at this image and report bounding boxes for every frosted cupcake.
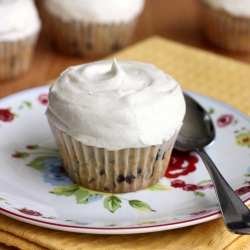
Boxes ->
[46,59,185,193]
[0,0,41,81]
[43,0,145,57]
[198,0,250,52]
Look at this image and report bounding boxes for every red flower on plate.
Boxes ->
[11,151,30,159]
[38,93,48,105]
[217,114,234,127]
[165,150,199,178]
[235,186,250,196]
[171,179,186,188]
[26,145,39,150]
[190,210,211,216]
[18,207,42,216]
[0,109,14,122]
[183,184,197,191]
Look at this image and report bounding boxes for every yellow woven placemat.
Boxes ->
[0,36,250,250]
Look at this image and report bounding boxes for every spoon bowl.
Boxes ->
[175,94,215,150]
[175,93,250,235]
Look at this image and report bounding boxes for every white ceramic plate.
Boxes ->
[0,85,250,235]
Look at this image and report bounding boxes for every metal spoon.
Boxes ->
[174,93,250,234]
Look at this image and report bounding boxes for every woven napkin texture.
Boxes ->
[0,36,250,250]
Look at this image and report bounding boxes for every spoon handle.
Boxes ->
[197,148,250,234]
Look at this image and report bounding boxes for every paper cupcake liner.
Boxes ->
[44,9,139,57]
[0,33,39,81]
[49,123,179,193]
[198,0,250,53]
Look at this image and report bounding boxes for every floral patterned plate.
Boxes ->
[0,85,250,235]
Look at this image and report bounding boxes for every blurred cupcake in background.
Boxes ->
[43,0,145,57]
[0,0,41,81]
[198,0,250,53]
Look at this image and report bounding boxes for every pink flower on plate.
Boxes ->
[217,114,234,127]
[38,93,48,105]
[197,183,214,190]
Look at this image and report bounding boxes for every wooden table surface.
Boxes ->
[1,0,250,100]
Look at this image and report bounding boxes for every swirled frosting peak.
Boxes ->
[46,59,185,151]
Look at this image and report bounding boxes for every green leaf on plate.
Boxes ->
[129,200,156,212]
[74,189,91,204]
[22,101,32,109]
[196,179,212,185]
[207,108,214,115]
[145,182,171,191]
[27,156,54,170]
[50,184,79,196]
[194,191,205,197]
[104,196,122,213]
[75,190,103,204]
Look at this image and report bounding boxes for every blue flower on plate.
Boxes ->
[41,157,73,186]
[87,194,103,203]
[247,166,250,174]
[70,221,91,226]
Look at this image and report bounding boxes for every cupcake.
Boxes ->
[46,59,185,193]
[198,0,250,52]
[0,0,41,81]
[43,0,145,57]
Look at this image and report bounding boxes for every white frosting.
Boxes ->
[46,59,185,151]
[203,0,250,17]
[44,0,145,23]
[0,0,41,41]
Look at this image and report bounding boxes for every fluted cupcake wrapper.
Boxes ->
[199,0,250,53]
[45,9,139,57]
[49,123,179,193]
[0,34,39,81]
